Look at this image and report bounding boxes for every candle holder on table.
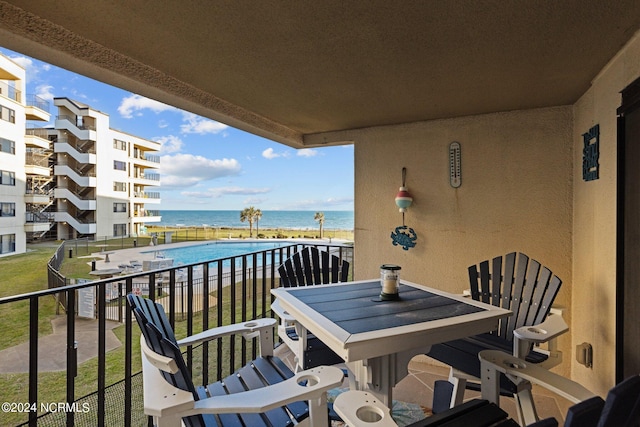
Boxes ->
[380,264,401,301]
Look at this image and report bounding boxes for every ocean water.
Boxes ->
[157,210,354,230]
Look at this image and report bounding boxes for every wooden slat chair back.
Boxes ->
[274,246,350,371]
[468,252,562,347]
[427,252,568,412]
[127,294,342,427]
[129,294,195,399]
[278,246,349,287]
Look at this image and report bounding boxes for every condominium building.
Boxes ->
[0,52,161,257]
[51,97,161,240]
[0,53,51,258]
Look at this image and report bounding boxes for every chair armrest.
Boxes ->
[271,299,296,324]
[141,335,181,374]
[177,318,276,357]
[479,350,596,404]
[140,336,203,418]
[333,390,398,427]
[141,335,344,421]
[176,318,277,347]
[193,365,344,414]
[513,312,568,345]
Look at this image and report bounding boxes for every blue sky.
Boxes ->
[2,47,354,211]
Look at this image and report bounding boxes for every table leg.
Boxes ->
[347,355,393,407]
[346,347,430,409]
[293,322,308,372]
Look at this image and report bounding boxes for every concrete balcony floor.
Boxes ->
[275,344,573,426]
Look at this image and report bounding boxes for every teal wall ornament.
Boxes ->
[391,225,417,250]
[582,124,600,181]
[391,168,417,250]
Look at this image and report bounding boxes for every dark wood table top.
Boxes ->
[272,279,511,362]
[285,281,484,334]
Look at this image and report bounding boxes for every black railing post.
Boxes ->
[97,282,106,426]
[230,259,236,372]
[28,297,38,427]
[241,255,248,366]
[66,290,76,427]
[216,261,224,380]
[252,253,258,360]
[124,277,133,427]
[168,270,176,327]
[186,266,194,374]
[202,262,210,385]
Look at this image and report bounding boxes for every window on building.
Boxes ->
[0,202,15,217]
[0,105,16,123]
[113,182,127,192]
[113,223,127,237]
[0,234,15,254]
[0,170,15,185]
[113,202,127,213]
[114,160,127,171]
[0,138,15,154]
[113,139,127,150]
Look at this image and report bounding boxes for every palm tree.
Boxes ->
[314,212,325,238]
[240,206,257,237]
[254,209,263,237]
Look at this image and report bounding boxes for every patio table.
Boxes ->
[271,279,511,407]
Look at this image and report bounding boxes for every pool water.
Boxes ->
[143,241,293,266]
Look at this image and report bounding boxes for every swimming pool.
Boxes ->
[142,241,294,266]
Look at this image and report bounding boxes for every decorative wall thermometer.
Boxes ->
[449,141,462,188]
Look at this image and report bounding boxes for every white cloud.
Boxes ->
[9,56,38,80]
[153,135,183,154]
[282,196,354,210]
[160,154,241,188]
[243,196,268,205]
[180,112,228,134]
[181,186,271,199]
[262,148,279,159]
[118,94,177,118]
[297,148,318,157]
[35,84,55,102]
[325,197,354,206]
[262,147,291,159]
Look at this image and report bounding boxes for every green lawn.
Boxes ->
[0,246,59,349]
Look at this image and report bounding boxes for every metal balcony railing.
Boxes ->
[133,172,160,181]
[25,152,50,168]
[133,210,160,217]
[26,94,50,113]
[25,127,51,139]
[0,81,20,102]
[56,115,97,131]
[25,211,55,223]
[132,153,160,164]
[1,241,353,426]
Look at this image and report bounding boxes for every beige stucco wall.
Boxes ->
[350,30,640,395]
[353,106,574,377]
[572,32,640,394]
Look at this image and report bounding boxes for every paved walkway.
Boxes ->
[0,316,122,373]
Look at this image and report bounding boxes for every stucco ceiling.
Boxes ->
[0,1,639,147]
